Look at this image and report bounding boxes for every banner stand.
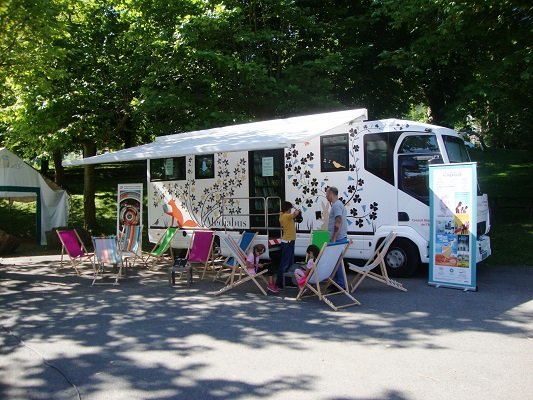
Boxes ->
[428,163,477,292]
[117,183,143,235]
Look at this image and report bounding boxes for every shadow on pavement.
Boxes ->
[0,256,531,399]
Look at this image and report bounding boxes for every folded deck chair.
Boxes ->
[119,224,143,267]
[214,236,268,296]
[56,229,95,275]
[213,231,257,282]
[142,227,179,268]
[348,232,407,294]
[296,240,360,311]
[92,236,124,285]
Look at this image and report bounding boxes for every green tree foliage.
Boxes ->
[0,0,530,228]
[378,0,532,148]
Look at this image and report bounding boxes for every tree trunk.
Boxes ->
[53,149,65,186]
[82,142,97,230]
[40,158,49,175]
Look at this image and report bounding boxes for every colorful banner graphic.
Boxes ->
[429,163,477,291]
[117,183,143,235]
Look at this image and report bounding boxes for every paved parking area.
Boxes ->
[0,255,532,400]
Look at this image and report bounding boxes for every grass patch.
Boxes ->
[471,149,533,198]
[487,209,532,265]
[469,149,533,265]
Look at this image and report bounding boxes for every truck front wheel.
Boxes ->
[385,238,420,277]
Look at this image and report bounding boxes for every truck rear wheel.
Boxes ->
[385,238,419,277]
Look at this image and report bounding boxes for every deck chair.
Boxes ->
[348,232,407,294]
[213,231,257,282]
[214,236,268,296]
[296,240,360,311]
[142,227,179,268]
[282,229,331,288]
[119,224,143,267]
[175,230,216,283]
[311,229,330,249]
[92,236,124,285]
[56,229,95,275]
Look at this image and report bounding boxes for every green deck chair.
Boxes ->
[282,229,331,287]
[312,229,330,249]
[142,227,179,269]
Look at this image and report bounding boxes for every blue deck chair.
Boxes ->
[92,236,124,285]
[214,236,268,296]
[119,224,143,267]
[213,231,257,282]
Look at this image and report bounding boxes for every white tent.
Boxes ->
[0,148,69,245]
[63,108,368,166]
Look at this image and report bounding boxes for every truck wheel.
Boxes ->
[385,238,419,277]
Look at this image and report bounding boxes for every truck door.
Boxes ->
[249,149,285,234]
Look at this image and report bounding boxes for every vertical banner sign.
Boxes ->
[429,163,477,291]
[117,183,143,236]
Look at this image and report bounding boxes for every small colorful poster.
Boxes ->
[117,183,143,236]
[429,163,477,291]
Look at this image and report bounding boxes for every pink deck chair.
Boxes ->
[171,230,215,286]
[92,236,124,285]
[56,229,95,275]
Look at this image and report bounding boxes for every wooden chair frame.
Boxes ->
[56,228,95,275]
[214,236,268,296]
[142,227,179,269]
[348,232,407,294]
[92,235,124,286]
[296,240,360,311]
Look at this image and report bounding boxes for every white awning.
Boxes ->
[63,108,368,166]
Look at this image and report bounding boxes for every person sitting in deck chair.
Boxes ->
[246,244,279,293]
[295,244,320,289]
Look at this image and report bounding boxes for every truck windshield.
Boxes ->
[443,136,471,163]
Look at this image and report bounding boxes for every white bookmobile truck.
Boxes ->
[65,108,491,277]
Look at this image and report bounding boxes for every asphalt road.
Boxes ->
[0,255,532,400]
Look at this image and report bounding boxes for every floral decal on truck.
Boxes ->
[285,127,379,230]
[151,153,248,228]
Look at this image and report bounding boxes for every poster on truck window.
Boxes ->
[429,163,477,291]
[117,183,143,236]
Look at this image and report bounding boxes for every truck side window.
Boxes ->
[150,157,186,181]
[443,136,470,163]
[195,154,215,179]
[398,135,439,153]
[321,134,349,172]
[397,135,442,205]
[364,133,396,185]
